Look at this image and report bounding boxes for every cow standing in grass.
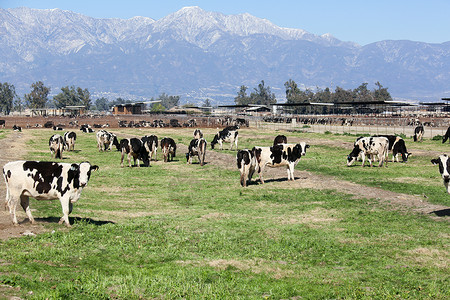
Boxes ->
[49,134,65,159]
[237,149,258,187]
[64,131,77,151]
[120,138,150,167]
[142,135,158,161]
[160,137,177,162]
[211,126,239,150]
[186,138,207,166]
[347,136,389,167]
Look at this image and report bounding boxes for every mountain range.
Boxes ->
[1,6,449,105]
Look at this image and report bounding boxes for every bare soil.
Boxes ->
[0,124,448,240]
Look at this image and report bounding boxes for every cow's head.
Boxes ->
[112,135,120,151]
[431,155,450,186]
[347,145,361,166]
[211,134,219,149]
[298,142,310,157]
[75,162,99,188]
[401,152,412,163]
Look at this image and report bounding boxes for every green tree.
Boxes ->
[158,93,180,109]
[24,81,50,109]
[203,98,212,107]
[95,97,109,111]
[249,80,276,106]
[373,81,392,102]
[234,85,250,105]
[53,86,91,109]
[0,82,17,115]
[151,103,166,112]
[77,87,91,110]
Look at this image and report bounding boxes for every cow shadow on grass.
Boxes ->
[430,208,450,217]
[248,176,301,185]
[35,216,115,226]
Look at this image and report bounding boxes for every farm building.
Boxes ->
[112,103,144,115]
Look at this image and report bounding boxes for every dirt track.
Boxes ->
[0,128,448,240]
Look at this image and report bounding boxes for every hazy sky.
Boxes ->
[2,0,450,45]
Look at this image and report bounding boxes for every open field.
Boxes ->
[0,126,449,299]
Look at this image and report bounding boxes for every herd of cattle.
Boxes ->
[2,123,450,228]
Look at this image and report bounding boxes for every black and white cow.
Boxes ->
[53,125,63,131]
[375,135,411,162]
[2,160,98,227]
[186,138,207,166]
[273,135,287,146]
[252,142,309,184]
[431,154,450,194]
[49,134,65,159]
[414,125,424,142]
[80,124,94,133]
[63,131,77,151]
[193,129,203,139]
[236,149,258,187]
[442,127,450,144]
[119,138,150,167]
[0,120,5,128]
[96,130,119,152]
[141,135,158,161]
[347,136,389,167]
[211,125,239,150]
[13,125,22,132]
[160,137,177,162]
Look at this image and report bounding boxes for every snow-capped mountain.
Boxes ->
[0,6,449,104]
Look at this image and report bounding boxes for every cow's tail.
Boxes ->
[443,135,449,144]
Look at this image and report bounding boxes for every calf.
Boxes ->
[186,138,207,166]
[236,149,258,187]
[2,160,98,227]
[431,155,450,194]
[64,131,77,151]
[193,129,203,139]
[252,142,309,184]
[119,138,150,167]
[442,127,450,143]
[211,125,239,150]
[141,135,158,161]
[96,130,119,151]
[160,137,177,162]
[347,136,389,167]
[375,135,411,162]
[414,125,424,142]
[49,134,65,159]
[273,135,287,146]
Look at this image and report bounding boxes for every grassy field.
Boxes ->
[0,128,449,299]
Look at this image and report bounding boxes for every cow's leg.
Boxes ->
[58,197,72,227]
[219,140,223,150]
[230,139,234,151]
[287,164,295,181]
[361,153,366,167]
[120,151,125,168]
[20,194,35,224]
[445,180,450,194]
[6,190,19,225]
[258,165,265,184]
[128,153,133,167]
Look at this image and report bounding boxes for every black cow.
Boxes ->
[141,135,158,161]
[160,137,177,162]
[0,120,5,128]
[186,138,207,166]
[13,125,22,132]
[374,135,411,162]
[119,138,150,167]
[2,160,98,227]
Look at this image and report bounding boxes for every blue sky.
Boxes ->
[2,0,450,45]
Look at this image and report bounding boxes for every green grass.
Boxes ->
[0,129,448,299]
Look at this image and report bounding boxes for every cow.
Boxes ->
[252,142,309,184]
[211,125,239,150]
[49,134,65,159]
[13,125,22,132]
[160,137,176,162]
[0,120,5,128]
[53,126,63,131]
[2,160,98,227]
[374,135,411,162]
[273,135,287,146]
[431,154,450,194]
[442,127,450,144]
[141,135,158,161]
[80,124,94,133]
[193,129,203,139]
[96,130,119,152]
[186,138,207,166]
[236,149,258,187]
[119,138,150,167]
[63,131,77,151]
[413,125,424,142]
[347,136,389,167]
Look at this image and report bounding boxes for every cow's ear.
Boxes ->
[90,165,99,171]
[305,144,310,148]
[431,159,439,165]
[70,164,80,171]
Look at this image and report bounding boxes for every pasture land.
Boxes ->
[0,128,448,299]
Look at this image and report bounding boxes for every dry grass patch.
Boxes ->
[401,247,450,269]
[276,208,340,226]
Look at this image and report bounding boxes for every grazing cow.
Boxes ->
[273,135,287,146]
[119,138,150,167]
[375,135,411,162]
[347,136,389,167]
[160,137,177,162]
[211,125,239,150]
[252,142,309,184]
[53,126,63,131]
[193,129,203,139]
[96,130,119,152]
[49,134,65,159]
[63,131,77,151]
[0,120,5,128]
[236,149,258,187]
[186,138,207,166]
[431,154,450,194]
[141,135,158,161]
[414,125,424,142]
[442,127,450,143]
[2,160,98,227]
[13,125,22,132]
[80,124,94,133]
